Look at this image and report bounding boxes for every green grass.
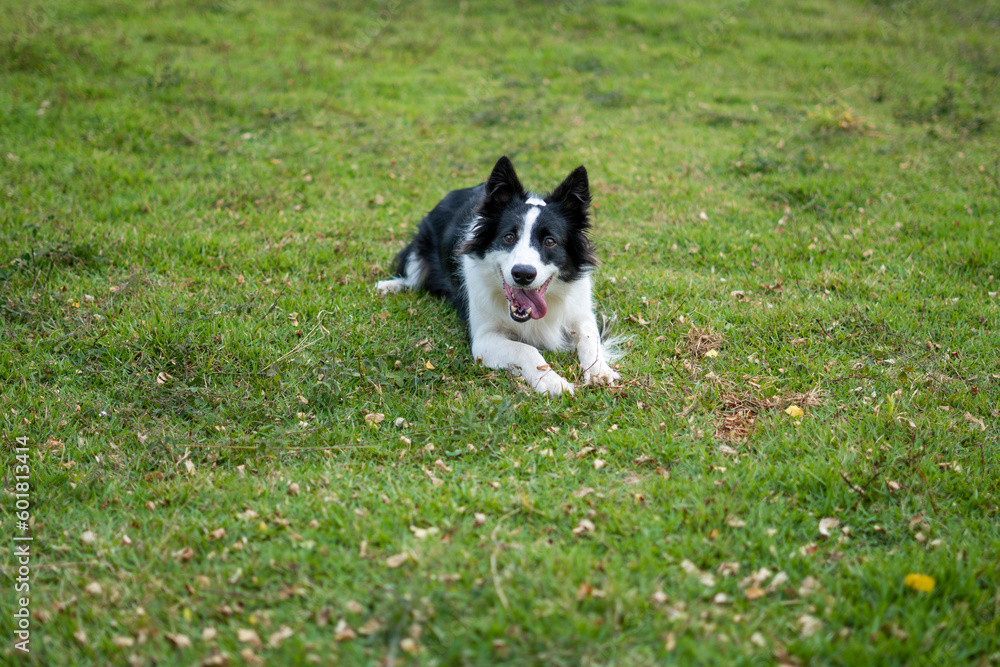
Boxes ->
[2,0,999,664]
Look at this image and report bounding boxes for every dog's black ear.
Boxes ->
[483,156,526,209]
[549,165,590,221]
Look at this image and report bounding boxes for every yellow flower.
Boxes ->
[904,573,935,593]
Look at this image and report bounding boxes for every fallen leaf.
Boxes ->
[201,653,230,666]
[717,561,740,577]
[766,571,789,593]
[237,629,261,649]
[166,633,193,649]
[798,614,823,638]
[744,586,766,601]
[572,519,596,536]
[173,547,195,562]
[386,552,410,568]
[904,573,935,593]
[409,525,439,539]
[785,405,805,418]
[333,619,356,641]
[798,576,821,597]
[963,412,985,431]
[818,517,840,538]
[267,626,294,648]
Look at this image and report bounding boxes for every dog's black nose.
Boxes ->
[510,264,536,286]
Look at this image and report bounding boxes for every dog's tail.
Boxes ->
[598,313,630,362]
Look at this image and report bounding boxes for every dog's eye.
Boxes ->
[543,237,557,248]
[503,233,516,244]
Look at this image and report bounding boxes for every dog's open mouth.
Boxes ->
[503,275,551,322]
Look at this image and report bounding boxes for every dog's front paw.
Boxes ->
[582,362,620,387]
[530,371,575,397]
[375,278,406,295]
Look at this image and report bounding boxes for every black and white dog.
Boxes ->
[376,156,619,396]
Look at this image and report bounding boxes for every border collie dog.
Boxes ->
[376,156,620,396]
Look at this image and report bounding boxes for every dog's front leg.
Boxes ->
[574,317,619,387]
[471,332,574,397]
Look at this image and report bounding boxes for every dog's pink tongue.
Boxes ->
[513,288,547,319]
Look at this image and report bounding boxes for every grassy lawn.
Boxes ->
[2,0,999,664]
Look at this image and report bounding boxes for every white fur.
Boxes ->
[502,207,549,289]
[461,253,619,396]
[376,253,424,295]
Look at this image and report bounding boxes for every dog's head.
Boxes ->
[460,156,597,323]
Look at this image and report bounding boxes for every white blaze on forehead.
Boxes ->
[526,197,546,207]
[508,205,543,273]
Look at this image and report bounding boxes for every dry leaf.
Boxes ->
[818,517,840,538]
[717,561,740,577]
[409,525,439,539]
[268,626,294,648]
[358,619,383,636]
[798,614,823,638]
[766,571,789,593]
[237,629,261,649]
[386,552,410,568]
[744,586,766,601]
[785,405,804,418]
[572,519,595,536]
[333,619,356,641]
[964,412,985,431]
[798,576,821,597]
[173,547,195,562]
[904,573,935,593]
[166,633,193,649]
